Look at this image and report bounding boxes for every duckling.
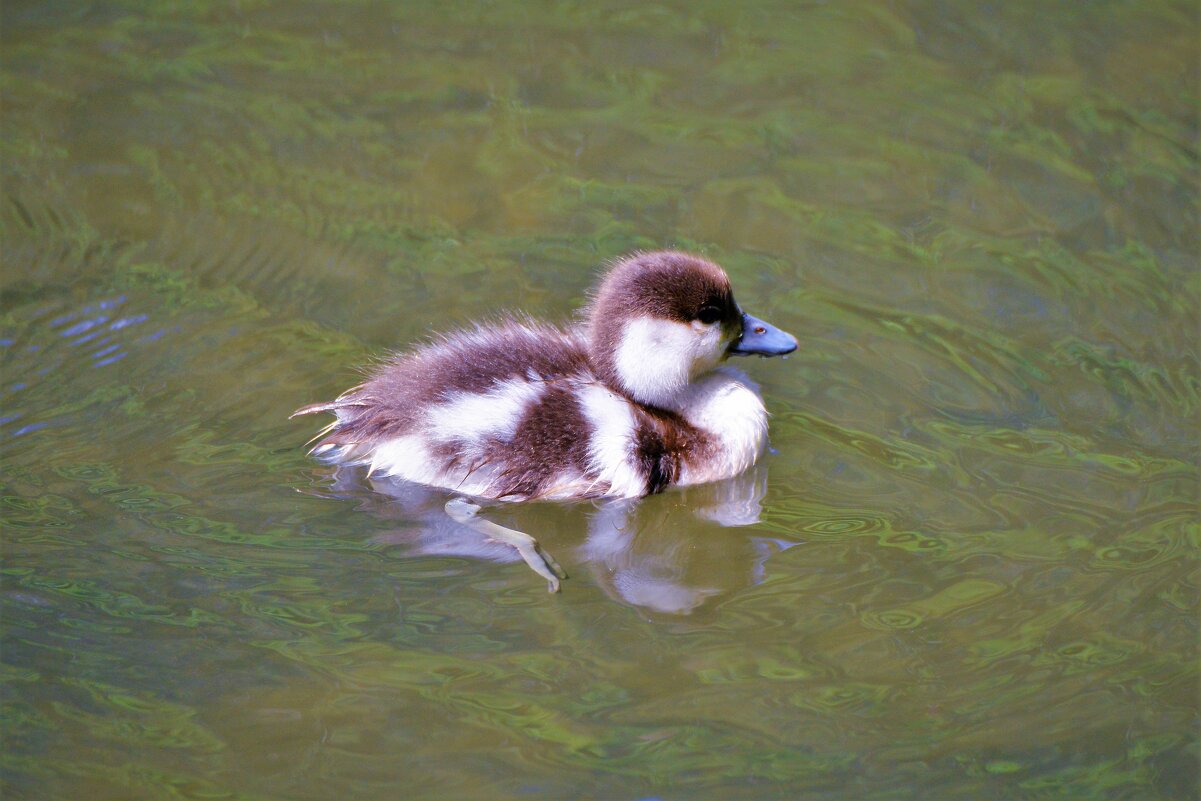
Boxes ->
[294,251,796,589]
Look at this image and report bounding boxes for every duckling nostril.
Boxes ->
[730,312,796,356]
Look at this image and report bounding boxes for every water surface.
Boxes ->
[2,2,1198,799]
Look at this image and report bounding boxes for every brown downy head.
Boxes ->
[585,251,795,409]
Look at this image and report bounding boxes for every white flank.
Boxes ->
[364,379,544,496]
[576,382,645,499]
[367,434,442,485]
[368,433,504,497]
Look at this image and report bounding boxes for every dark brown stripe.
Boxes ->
[632,405,712,495]
[484,382,601,500]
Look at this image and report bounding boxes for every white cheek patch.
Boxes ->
[614,317,728,408]
[689,320,729,373]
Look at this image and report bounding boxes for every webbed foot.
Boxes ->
[445,498,568,593]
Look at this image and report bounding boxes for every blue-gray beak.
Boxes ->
[729,313,797,357]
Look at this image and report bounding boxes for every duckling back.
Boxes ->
[295,318,610,500]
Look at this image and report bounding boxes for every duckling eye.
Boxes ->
[697,305,722,325]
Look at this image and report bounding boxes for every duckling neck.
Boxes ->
[597,357,770,485]
[668,367,770,484]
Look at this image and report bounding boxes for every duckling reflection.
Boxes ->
[326,461,798,615]
[579,463,781,614]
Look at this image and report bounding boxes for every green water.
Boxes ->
[2,1,1198,799]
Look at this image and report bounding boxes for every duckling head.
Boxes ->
[585,251,797,410]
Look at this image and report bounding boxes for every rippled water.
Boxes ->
[2,2,1198,799]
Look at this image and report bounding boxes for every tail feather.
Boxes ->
[303,416,342,448]
[292,392,375,465]
[290,388,370,419]
[293,399,364,456]
[290,401,339,419]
